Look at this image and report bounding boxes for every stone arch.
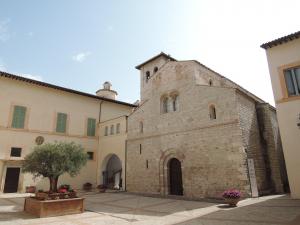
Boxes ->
[159,149,185,196]
[101,154,122,189]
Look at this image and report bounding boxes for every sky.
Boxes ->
[0,0,299,106]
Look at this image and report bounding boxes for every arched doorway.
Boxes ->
[169,158,183,195]
[102,154,122,189]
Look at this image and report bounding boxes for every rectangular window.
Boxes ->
[140,144,142,154]
[87,118,96,136]
[104,126,108,136]
[116,123,120,134]
[10,147,22,157]
[284,67,300,96]
[87,152,94,160]
[56,113,67,133]
[11,106,26,129]
[110,125,114,135]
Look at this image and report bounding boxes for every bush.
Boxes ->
[222,189,241,199]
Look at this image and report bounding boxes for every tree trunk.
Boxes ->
[49,177,59,192]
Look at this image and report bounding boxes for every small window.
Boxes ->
[146,160,149,169]
[10,147,22,157]
[139,144,142,154]
[139,121,143,133]
[172,95,179,112]
[209,105,216,120]
[153,67,158,73]
[116,123,120,134]
[284,67,300,96]
[87,118,96,137]
[209,79,213,86]
[110,125,114,135]
[162,97,168,113]
[56,113,67,133]
[104,126,108,136]
[87,152,94,160]
[11,105,26,129]
[146,71,150,82]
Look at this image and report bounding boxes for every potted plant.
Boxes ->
[26,185,36,193]
[97,184,107,193]
[68,189,77,198]
[83,182,92,191]
[36,190,48,200]
[222,189,241,207]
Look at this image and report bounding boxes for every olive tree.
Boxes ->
[22,142,88,192]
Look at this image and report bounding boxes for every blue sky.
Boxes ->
[0,0,299,105]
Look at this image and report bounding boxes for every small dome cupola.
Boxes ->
[96,81,118,100]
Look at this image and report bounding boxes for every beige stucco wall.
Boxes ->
[265,38,300,198]
[97,116,128,189]
[0,77,133,192]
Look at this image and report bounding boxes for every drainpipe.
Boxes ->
[96,101,104,186]
[125,116,128,191]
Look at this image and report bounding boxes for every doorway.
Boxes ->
[4,168,20,193]
[169,158,183,195]
[102,154,122,189]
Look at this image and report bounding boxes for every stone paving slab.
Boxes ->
[0,193,299,225]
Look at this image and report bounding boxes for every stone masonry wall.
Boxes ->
[256,103,289,193]
[127,61,251,199]
[236,92,269,194]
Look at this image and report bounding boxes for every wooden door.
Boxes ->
[169,158,183,195]
[4,168,20,193]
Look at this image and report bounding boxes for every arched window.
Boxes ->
[209,79,213,86]
[172,95,179,111]
[139,121,143,133]
[146,71,150,82]
[161,96,168,113]
[153,67,158,73]
[209,105,216,120]
[110,125,115,135]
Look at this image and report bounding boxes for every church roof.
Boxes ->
[135,52,177,70]
[260,31,300,49]
[0,71,136,107]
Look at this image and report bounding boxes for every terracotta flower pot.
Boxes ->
[224,198,240,207]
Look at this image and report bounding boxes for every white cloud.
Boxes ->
[0,19,11,42]
[21,74,43,81]
[72,51,91,63]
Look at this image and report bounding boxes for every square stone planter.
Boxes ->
[24,197,84,218]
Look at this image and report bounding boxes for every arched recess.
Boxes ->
[158,149,185,196]
[101,154,122,189]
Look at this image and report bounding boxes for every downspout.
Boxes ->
[96,100,104,186]
[125,115,128,191]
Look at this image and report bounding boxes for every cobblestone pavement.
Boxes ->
[0,192,299,225]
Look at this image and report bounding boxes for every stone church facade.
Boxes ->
[126,53,289,199]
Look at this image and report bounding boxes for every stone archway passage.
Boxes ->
[103,154,122,189]
[169,158,183,196]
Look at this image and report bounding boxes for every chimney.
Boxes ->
[96,81,118,100]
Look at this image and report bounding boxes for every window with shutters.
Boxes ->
[11,105,27,129]
[87,118,96,136]
[56,113,67,133]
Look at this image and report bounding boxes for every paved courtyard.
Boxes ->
[0,192,299,225]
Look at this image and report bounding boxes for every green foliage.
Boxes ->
[22,142,88,179]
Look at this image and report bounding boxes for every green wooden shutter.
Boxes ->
[12,106,26,128]
[87,118,96,136]
[56,113,67,133]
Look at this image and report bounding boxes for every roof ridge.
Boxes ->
[0,71,136,107]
